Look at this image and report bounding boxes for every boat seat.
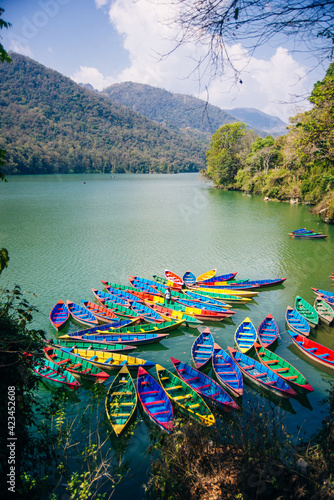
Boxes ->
[110,413,131,417]
[285,375,298,380]
[104,358,113,363]
[144,400,166,406]
[265,360,278,365]
[112,391,133,396]
[265,380,276,385]
[216,371,232,375]
[120,402,134,406]
[166,385,182,391]
[242,365,255,370]
[275,367,289,372]
[252,372,266,378]
[151,410,169,416]
[318,353,329,358]
[89,355,98,361]
[307,348,317,352]
[160,376,169,381]
[174,394,192,400]
[57,359,71,365]
[261,333,277,337]
[196,384,210,390]
[189,404,200,408]
[185,376,199,382]
[141,390,159,395]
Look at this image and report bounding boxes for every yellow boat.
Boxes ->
[196,287,259,297]
[59,347,155,372]
[156,364,215,426]
[196,269,217,282]
[105,365,137,436]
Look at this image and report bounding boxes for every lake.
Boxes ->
[1,172,333,498]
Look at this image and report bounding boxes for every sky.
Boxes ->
[1,0,330,122]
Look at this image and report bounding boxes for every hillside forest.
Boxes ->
[204,63,334,223]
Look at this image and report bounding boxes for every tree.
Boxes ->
[171,0,334,79]
[205,122,251,185]
[0,8,11,181]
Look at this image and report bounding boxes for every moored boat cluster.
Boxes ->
[25,268,334,437]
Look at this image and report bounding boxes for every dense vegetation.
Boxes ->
[102,82,287,137]
[204,63,334,223]
[0,53,206,175]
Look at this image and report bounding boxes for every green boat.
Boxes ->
[155,364,215,426]
[103,301,141,319]
[95,319,185,335]
[105,365,137,437]
[44,345,109,382]
[295,296,319,328]
[55,339,137,353]
[253,343,313,393]
[28,355,80,390]
[314,296,334,326]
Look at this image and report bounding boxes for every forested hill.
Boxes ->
[102,82,239,135]
[102,82,287,136]
[0,53,206,175]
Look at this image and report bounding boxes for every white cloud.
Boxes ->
[71,66,116,90]
[75,0,312,121]
[7,37,33,58]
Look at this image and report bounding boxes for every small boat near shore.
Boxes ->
[49,300,70,331]
[285,306,310,336]
[105,365,137,437]
[66,300,99,327]
[191,327,214,369]
[295,296,319,328]
[235,317,257,353]
[212,344,243,398]
[137,367,174,433]
[257,314,279,348]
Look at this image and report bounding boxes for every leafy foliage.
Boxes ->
[205,62,334,222]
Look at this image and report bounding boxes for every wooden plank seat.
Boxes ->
[151,410,169,416]
[196,384,210,390]
[242,364,255,370]
[166,385,182,391]
[144,400,166,406]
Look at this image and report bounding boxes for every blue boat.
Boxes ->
[234,317,257,353]
[285,306,310,336]
[49,300,70,331]
[196,272,238,284]
[228,347,297,398]
[228,278,286,288]
[184,290,230,309]
[182,271,196,287]
[102,283,143,303]
[137,367,174,433]
[176,297,233,314]
[257,314,279,348]
[129,300,165,323]
[66,300,99,327]
[191,328,214,369]
[212,344,243,398]
[292,228,314,234]
[311,288,334,299]
[171,357,239,411]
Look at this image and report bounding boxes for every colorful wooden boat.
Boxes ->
[191,328,214,369]
[66,300,99,327]
[27,355,80,390]
[196,269,217,282]
[105,365,137,436]
[171,357,239,411]
[212,344,243,398]
[291,228,314,234]
[44,345,109,382]
[92,290,141,320]
[175,297,235,317]
[103,283,143,303]
[81,300,120,324]
[257,314,279,348]
[129,300,165,323]
[234,317,257,353]
[311,288,334,299]
[286,306,310,336]
[183,290,231,309]
[155,364,215,426]
[137,367,174,433]
[164,270,183,287]
[194,286,259,297]
[314,296,334,325]
[153,274,183,290]
[227,278,286,288]
[295,296,319,328]
[196,272,237,284]
[59,331,169,345]
[289,232,327,239]
[142,301,202,325]
[184,289,251,304]
[253,343,313,393]
[227,347,296,398]
[182,271,197,287]
[287,330,334,371]
[59,346,155,372]
[55,339,136,353]
[49,300,70,331]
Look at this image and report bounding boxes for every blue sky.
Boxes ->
[1,0,329,121]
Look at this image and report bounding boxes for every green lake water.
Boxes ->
[1,172,334,498]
